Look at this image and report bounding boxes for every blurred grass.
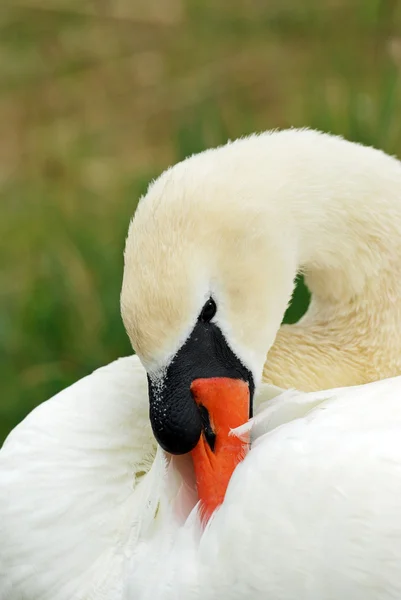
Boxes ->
[1,0,401,443]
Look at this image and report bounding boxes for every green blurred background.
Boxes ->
[1,0,401,444]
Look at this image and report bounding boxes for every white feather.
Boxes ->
[3,357,401,598]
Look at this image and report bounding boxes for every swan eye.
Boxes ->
[199,298,217,323]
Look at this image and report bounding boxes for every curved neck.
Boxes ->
[258,132,401,392]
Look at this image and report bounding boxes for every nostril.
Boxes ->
[198,405,216,452]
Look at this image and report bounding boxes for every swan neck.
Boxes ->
[257,133,401,390]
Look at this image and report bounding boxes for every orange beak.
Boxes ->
[190,377,250,523]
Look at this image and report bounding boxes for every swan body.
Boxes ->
[0,356,154,600]
[3,129,401,597]
[3,356,401,599]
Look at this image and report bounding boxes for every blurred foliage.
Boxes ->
[1,0,401,443]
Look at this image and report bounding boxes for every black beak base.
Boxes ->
[148,375,202,455]
[147,319,254,455]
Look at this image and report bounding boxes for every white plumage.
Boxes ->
[2,355,401,599]
[0,357,154,600]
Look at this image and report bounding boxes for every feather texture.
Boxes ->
[3,357,401,598]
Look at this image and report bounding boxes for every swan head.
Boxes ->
[121,135,297,455]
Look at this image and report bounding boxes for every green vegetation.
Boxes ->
[1,0,401,443]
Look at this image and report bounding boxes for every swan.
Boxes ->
[2,128,401,598]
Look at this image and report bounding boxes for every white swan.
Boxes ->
[2,129,401,598]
